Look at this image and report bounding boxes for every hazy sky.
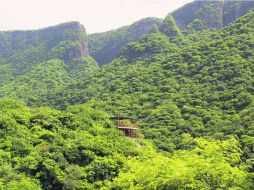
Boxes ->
[0,0,193,34]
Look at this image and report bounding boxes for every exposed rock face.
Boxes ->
[171,0,254,30]
[82,41,89,56]
[67,41,89,60]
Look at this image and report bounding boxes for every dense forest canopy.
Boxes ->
[1,0,254,189]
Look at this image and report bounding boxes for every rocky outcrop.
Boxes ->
[66,41,89,60]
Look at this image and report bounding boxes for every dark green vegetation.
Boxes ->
[159,14,181,37]
[88,18,162,65]
[172,0,254,30]
[0,21,89,74]
[1,1,254,189]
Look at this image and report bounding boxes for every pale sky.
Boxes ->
[0,0,193,34]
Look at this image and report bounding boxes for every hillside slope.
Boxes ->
[0,22,89,75]
[46,10,254,177]
[88,18,162,65]
[89,1,254,66]
[172,0,254,30]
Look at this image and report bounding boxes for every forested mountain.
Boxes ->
[0,22,89,74]
[0,22,99,105]
[1,1,254,189]
[88,18,162,65]
[172,0,254,30]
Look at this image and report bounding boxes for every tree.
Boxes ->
[149,24,160,34]
[160,14,181,37]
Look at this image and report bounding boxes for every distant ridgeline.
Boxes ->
[88,0,254,65]
[0,22,89,74]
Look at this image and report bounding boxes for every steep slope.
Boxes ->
[172,0,254,30]
[223,0,254,26]
[88,17,162,65]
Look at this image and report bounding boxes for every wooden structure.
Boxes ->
[110,116,139,138]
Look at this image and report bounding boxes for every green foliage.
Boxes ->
[35,10,254,183]
[4,177,42,190]
[89,1,254,66]
[0,100,141,189]
[172,0,254,30]
[0,56,99,107]
[0,100,252,189]
[149,24,160,34]
[0,21,98,109]
[88,18,162,65]
[0,21,89,75]
[160,14,181,37]
[185,19,205,33]
[223,1,254,26]
[113,138,252,190]
[120,31,172,59]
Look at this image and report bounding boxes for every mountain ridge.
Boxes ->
[88,0,254,65]
[172,0,254,30]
